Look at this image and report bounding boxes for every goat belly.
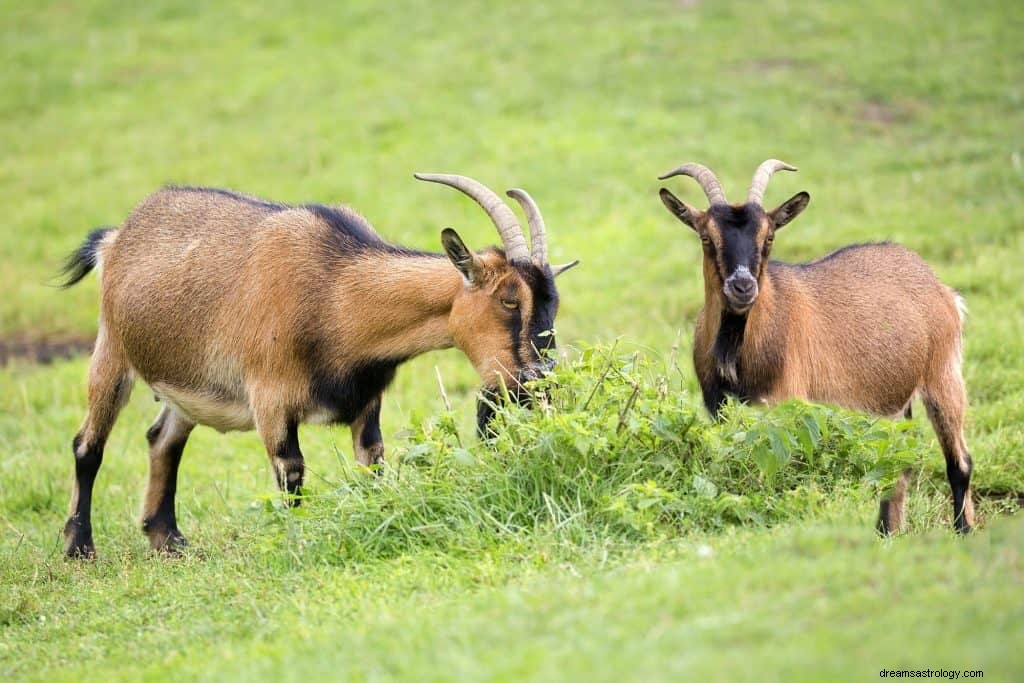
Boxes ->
[151,383,254,432]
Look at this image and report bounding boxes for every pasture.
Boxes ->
[1,0,1022,680]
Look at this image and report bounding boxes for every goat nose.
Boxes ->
[524,359,555,380]
[731,277,755,295]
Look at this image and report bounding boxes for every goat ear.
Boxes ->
[769,191,810,230]
[441,228,481,284]
[659,188,702,232]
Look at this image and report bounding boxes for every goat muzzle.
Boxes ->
[724,267,759,312]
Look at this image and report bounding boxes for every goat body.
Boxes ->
[61,180,574,557]
[660,161,974,534]
[695,243,965,419]
[102,187,451,432]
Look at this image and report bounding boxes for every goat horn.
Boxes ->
[747,159,797,205]
[414,173,530,261]
[505,188,547,265]
[658,163,728,206]
[550,260,580,277]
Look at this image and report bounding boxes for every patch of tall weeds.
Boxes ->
[257,345,926,562]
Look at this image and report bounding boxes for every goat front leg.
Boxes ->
[698,373,729,419]
[876,469,913,536]
[254,403,304,506]
[351,395,384,467]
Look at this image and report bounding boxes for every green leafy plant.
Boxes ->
[272,344,928,563]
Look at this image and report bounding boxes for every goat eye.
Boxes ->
[500,299,519,310]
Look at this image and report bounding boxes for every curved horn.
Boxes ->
[550,259,580,277]
[414,173,530,261]
[658,163,728,206]
[505,188,547,265]
[747,159,797,205]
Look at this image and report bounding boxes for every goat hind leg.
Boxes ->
[923,369,974,534]
[64,331,133,558]
[141,405,194,553]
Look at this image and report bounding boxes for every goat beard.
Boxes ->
[476,381,536,438]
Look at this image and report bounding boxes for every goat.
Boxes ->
[59,175,578,557]
[657,160,973,534]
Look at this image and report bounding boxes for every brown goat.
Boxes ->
[59,176,578,557]
[658,160,973,534]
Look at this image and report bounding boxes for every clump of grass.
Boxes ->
[253,344,927,564]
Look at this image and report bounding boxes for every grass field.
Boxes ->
[1,0,1023,680]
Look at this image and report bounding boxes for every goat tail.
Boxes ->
[949,287,967,370]
[59,227,117,288]
[952,289,968,328]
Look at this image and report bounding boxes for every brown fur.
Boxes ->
[62,185,564,556]
[694,242,964,417]
[661,185,974,535]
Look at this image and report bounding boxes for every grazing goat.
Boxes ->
[59,175,578,557]
[657,160,973,534]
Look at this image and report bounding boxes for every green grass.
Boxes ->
[1,0,1023,680]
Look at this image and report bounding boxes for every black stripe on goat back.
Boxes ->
[305,204,385,248]
[166,186,434,257]
[305,203,440,258]
[790,241,896,269]
[166,185,289,212]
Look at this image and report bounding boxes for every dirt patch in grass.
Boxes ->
[858,98,922,126]
[739,57,801,75]
[0,334,93,365]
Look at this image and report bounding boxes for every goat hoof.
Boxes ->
[65,540,97,560]
[148,528,188,555]
[284,486,304,508]
[64,519,96,559]
[356,443,385,469]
